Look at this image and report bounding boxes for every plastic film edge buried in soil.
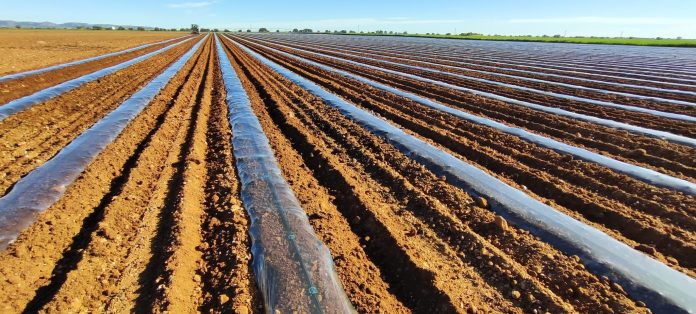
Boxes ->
[215,35,353,314]
[0,35,190,83]
[294,34,696,84]
[243,36,696,148]
[243,39,696,197]
[244,36,696,119]
[265,37,696,107]
[0,35,208,250]
[0,35,197,122]
[228,36,696,314]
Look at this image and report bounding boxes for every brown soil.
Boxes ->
[238,35,696,137]
[234,36,696,179]
[256,35,696,103]
[0,35,261,313]
[0,36,190,104]
[0,36,200,197]
[221,35,649,313]
[0,29,186,75]
[232,34,696,275]
[0,32,691,313]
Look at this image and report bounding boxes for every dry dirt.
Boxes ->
[0,29,186,75]
[0,32,693,313]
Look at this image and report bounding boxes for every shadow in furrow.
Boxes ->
[132,41,211,313]
[228,45,457,313]
[20,47,206,314]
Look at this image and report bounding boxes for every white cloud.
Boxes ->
[508,16,696,26]
[167,1,213,9]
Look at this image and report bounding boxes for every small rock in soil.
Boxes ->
[511,290,521,299]
[494,216,508,232]
[219,294,229,304]
[236,305,249,314]
[611,282,625,294]
[635,244,656,255]
[475,196,489,208]
[631,148,647,156]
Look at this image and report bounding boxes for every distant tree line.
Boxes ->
[9,25,191,31]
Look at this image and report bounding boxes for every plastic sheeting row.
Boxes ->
[246,36,696,121]
[0,35,207,250]
[407,39,696,75]
[263,37,696,106]
[242,36,696,148]
[0,35,189,83]
[344,42,696,90]
[229,36,696,314]
[215,35,352,313]
[243,39,696,196]
[0,36,196,122]
[280,34,696,84]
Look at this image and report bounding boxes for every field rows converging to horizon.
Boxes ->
[0,32,694,314]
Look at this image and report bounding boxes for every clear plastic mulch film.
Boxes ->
[0,36,196,122]
[262,36,696,107]
[244,36,696,148]
[215,35,353,314]
[0,35,207,250]
[0,35,189,83]
[238,38,696,197]
[326,42,696,107]
[230,36,696,313]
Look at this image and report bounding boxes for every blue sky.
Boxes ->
[3,0,696,38]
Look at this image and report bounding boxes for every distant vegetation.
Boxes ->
[0,20,185,32]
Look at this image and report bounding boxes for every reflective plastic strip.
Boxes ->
[247,40,696,196]
[260,37,696,106]
[235,36,696,148]
[247,36,696,120]
[215,35,352,313]
[230,36,696,314]
[0,35,189,83]
[0,35,207,250]
[0,36,196,121]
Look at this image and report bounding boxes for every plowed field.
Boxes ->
[0,32,694,313]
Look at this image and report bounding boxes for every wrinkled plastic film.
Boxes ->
[246,36,696,121]
[215,35,353,313]
[232,38,696,313]
[0,36,197,122]
[0,35,207,250]
[450,50,696,82]
[383,37,696,74]
[278,36,696,88]
[389,51,696,104]
[314,34,696,80]
[0,35,189,83]
[267,38,696,107]
[301,34,696,83]
[457,52,696,85]
[247,40,696,196]
[239,36,696,147]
